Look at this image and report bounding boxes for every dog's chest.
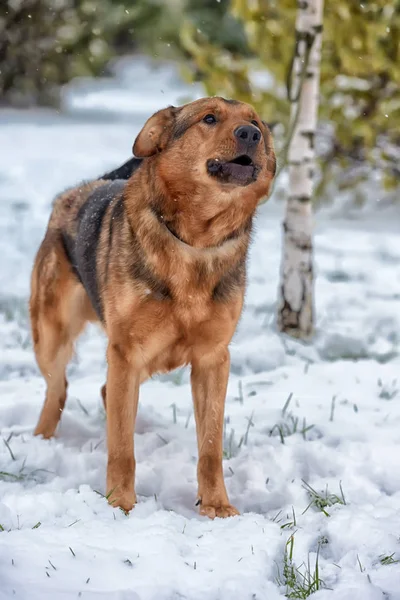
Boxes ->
[145,300,229,376]
[172,284,214,327]
[167,254,224,304]
[131,268,242,377]
[173,262,229,319]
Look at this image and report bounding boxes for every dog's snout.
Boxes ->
[234,125,261,147]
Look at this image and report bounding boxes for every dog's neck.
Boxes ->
[141,174,256,250]
[149,202,252,250]
[123,167,254,298]
[124,161,259,272]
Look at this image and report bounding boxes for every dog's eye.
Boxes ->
[203,114,217,125]
[251,119,260,128]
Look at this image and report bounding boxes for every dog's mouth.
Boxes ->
[206,155,258,185]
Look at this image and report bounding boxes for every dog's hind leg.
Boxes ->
[30,233,93,438]
[33,323,73,439]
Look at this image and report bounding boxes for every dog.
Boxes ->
[30,97,276,518]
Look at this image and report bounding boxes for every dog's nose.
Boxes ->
[234,125,261,147]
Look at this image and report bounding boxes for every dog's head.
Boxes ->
[133,97,276,203]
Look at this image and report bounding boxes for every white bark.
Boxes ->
[277,0,324,339]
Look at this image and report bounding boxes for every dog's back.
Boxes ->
[38,157,142,316]
[48,156,141,232]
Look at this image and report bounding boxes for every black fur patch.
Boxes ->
[171,117,192,141]
[128,225,171,301]
[101,157,143,181]
[105,196,124,285]
[75,180,126,320]
[61,232,83,284]
[212,255,246,302]
[221,98,240,105]
[150,204,186,244]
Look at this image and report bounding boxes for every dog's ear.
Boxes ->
[133,106,178,157]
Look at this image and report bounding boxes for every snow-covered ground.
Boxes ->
[0,57,399,599]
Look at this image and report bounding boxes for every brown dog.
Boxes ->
[30,97,276,518]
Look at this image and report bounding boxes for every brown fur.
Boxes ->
[30,97,275,518]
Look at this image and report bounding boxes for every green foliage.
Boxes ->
[0,0,247,107]
[276,535,325,598]
[180,0,400,196]
[0,0,202,105]
[302,480,346,517]
[0,0,135,105]
[379,553,399,566]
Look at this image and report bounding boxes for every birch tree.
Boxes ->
[277,0,324,339]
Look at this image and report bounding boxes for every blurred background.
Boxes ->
[1,0,399,210]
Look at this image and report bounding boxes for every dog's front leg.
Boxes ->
[191,346,239,519]
[105,341,140,512]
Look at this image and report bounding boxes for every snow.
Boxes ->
[1,58,400,599]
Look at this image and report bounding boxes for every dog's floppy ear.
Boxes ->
[133,106,178,157]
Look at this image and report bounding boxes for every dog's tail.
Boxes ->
[101,157,143,181]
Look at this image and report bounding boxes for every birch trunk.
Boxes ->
[277,0,324,339]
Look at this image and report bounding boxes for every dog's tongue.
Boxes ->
[221,162,253,181]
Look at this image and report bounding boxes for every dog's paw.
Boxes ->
[107,489,137,513]
[199,503,240,519]
[34,425,56,439]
